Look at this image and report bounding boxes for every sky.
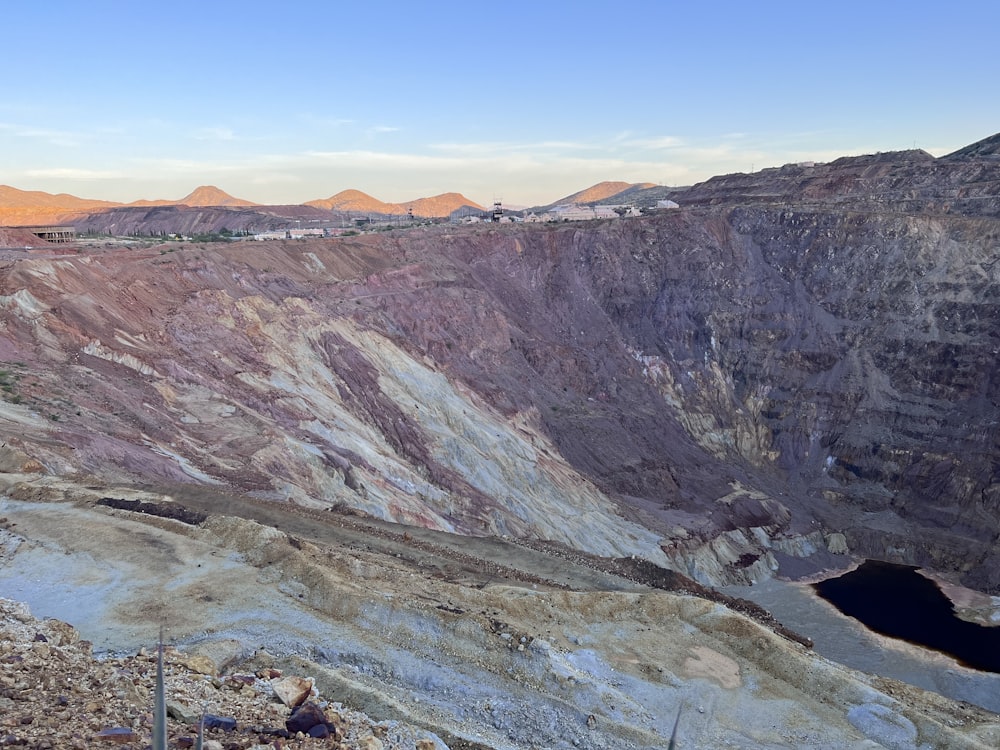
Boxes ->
[3,1,998,207]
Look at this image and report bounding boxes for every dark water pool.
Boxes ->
[813,559,1000,673]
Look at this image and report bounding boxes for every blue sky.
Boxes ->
[3,1,998,206]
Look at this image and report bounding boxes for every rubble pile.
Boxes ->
[0,598,446,750]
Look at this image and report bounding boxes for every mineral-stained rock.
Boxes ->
[166,699,199,724]
[307,723,330,738]
[825,532,849,554]
[174,653,216,676]
[271,675,313,708]
[176,639,244,676]
[201,714,237,732]
[0,447,45,475]
[285,701,327,734]
[40,620,77,647]
[93,727,135,744]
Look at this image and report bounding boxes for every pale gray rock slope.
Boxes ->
[2,479,1000,749]
[3,142,1000,592]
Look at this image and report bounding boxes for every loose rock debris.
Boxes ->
[0,598,447,750]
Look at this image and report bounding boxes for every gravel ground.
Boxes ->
[0,597,447,750]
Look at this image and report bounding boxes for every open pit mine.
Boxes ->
[1,133,1000,749]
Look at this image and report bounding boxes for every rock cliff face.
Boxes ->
[1,137,999,595]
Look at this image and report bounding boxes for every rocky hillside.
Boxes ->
[127,185,261,208]
[0,185,119,227]
[2,134,1000,747]
[0,596,446,749]
[1,185,481,230]
[70,203,340,237]
[306,190,483,218]
[551,181,657,206]
[651,134,1000,218]
[1,138,1000,594]
[0,227,48,249]
[3,478,999,749]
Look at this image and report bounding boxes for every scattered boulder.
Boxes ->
[93,727,135,744]
[285,701,330,735]
[173,653,216,676]
[166,699,200,724]
[308,723,331,738]
[271,675,313,708]
[40,619,77,647]
[201,714,237,732]
[175,638,244,676]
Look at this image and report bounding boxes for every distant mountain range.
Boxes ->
[305,190,484,218]
[0,181,667,228]
[0,185,119,227]
[0,184,490,227]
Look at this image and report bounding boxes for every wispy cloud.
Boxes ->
[249,173,302,186]
[429,139,600,155]
[428,141,508,155]
[303,150,459,171]
[297,114,354,128]
[193,126,237,141]
[294,148,691,199]
[0,122,85,147]
[24,167,123,180]
[133,157,248,174]
[620,135,684,150]
[362,124,402,140]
